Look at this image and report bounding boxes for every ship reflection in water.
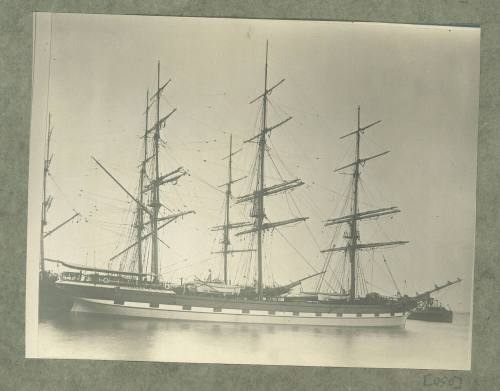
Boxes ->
[37,312,470,369]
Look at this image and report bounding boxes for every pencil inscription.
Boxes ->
[423,374,462,389]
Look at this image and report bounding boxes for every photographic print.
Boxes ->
[26,13,479,369]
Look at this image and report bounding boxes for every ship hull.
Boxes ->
[39,276,73,318]
[408,310,453,323]
[72,297,408,327]
[56,280,408,327]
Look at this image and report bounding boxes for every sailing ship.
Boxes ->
[46,42,447,327]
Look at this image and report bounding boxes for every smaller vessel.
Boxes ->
[408,297,453,323]
[408,278,461,323]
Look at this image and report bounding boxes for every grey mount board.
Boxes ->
[0,0,498,390]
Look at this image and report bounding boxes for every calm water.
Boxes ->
[37,312,471,369]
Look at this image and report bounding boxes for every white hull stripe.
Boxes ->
[72,298,408,327]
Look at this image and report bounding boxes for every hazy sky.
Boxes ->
[28,13,479,312]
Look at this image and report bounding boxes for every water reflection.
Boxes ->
[37,312,470,369]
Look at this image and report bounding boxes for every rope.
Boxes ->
[43,14,53,137]
[273,227,318,274]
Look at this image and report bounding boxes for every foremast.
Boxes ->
[93,61,194,284]
[321,107,408,300]
[235,42,308,300]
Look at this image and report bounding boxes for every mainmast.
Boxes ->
[235,41,307,300]
[255,42,269,300]
[322,107,408,300]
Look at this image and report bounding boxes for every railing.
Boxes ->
[59,272,173,291]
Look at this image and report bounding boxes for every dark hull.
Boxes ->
[39,276,73,319]
[408,309,453,323]
[55,280,407,314]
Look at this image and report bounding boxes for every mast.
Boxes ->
[150,62,162,282]
[322,107,408,299]
[223,135,233,284]
[40,114,80,274]
[136,90,149,276]
[93,63,193,283]
[211,141,253,275]
[236,41,307,300]
[255,42,269,300]
[40,113,52,274]
[349,106,361,300]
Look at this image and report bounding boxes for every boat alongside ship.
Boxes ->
[408,301,453,323]
[408,278,461,323]
[40,42,459,328]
